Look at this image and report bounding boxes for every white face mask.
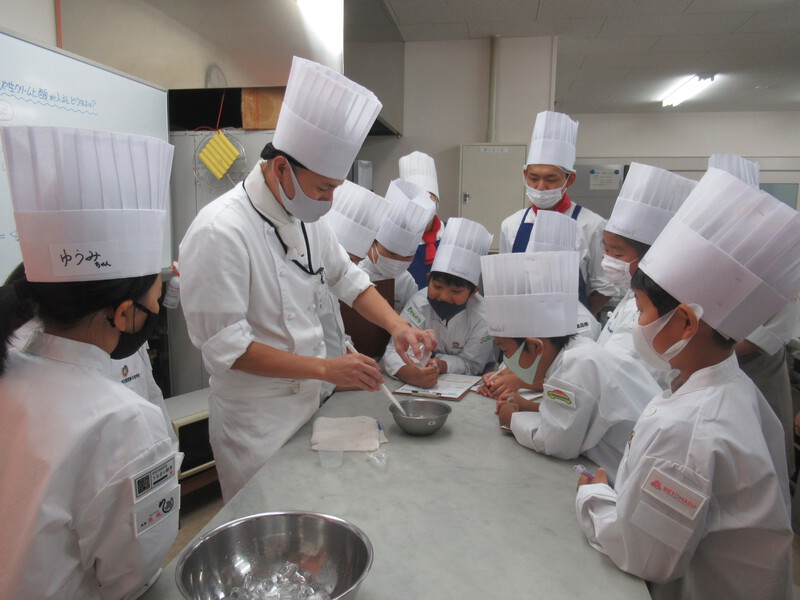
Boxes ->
[632,304,703,371]
[601,255,637,290]
[525,179,568,209]
[371,250,411,279]
[278,165,332,223]
[503,339,543,386]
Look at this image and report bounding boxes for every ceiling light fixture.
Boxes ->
[660,75,716,107]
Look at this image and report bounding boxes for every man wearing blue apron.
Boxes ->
[499,111,616,316]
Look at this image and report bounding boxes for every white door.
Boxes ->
[459,144,527,253]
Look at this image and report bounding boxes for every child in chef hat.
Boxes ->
[576,168,800,600]
[597,162,696,390]
[381,218,494,388]
[481,250,660,482]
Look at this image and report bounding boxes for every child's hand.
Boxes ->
[497,400,519,427]
[397,364,439,389]
[486,368,525,398]
[577,467,608,489]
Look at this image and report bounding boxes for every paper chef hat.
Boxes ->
[708,153,760,189]
[272,56,382,180]
[430,218,492,286]
[640,168,800,341]
[2,126,173,283]
[327,180,391,259]
[526,210,577,253]
[398,151,439,200]
[375,179,436,257]
[526,111,578,172]
[606,163,697,245]
[481,251,579,338]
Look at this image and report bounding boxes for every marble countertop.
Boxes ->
[143,385,648,599]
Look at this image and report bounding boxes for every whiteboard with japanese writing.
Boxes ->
[0,28,170,282]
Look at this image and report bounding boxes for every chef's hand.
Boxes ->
[392,325,437,367]
[396,363,439,389]
[577,467,608,489]
[324,352,383,392]
[497,400,519,427]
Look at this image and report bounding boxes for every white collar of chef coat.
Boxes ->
[671,352,740,398]
[23,329,116,375]
[245,162,306,260]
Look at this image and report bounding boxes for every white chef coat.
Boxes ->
[499,200,617,299]
[11,320,178,443]
[179,165,371,502]
[575,354,792,600]
[358,257,419,313]
[577,301,602,340]
[0,331,180,600]
[597,290,676,391]
[381,288,494,376]
[509,335,659,482]
[318,290,348,402]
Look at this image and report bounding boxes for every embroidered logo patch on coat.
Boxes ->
[405,305,424,327]
[641,466,708,521]
[546,388,574,406]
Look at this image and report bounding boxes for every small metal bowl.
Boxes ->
[175,511,373,600]
[389,398,452,436]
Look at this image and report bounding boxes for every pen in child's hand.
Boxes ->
[573,464,595,480]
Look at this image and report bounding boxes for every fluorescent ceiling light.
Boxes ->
[660,75,716,107]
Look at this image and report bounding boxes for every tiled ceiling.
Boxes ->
[345,0,800,113]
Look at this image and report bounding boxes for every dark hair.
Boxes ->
[630,269,679,317]
[429,271,476,294]
[630,269,734,349]
[613,234,651,260]
[260,142,309,170]
[0,266,158,376]
[513,333,576,351]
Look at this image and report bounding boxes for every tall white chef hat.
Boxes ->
[526,111,578,172]
[272,56,382,180]
[606,163,697,245]
[430,218,492,286]
[398,151,439,201]
[481,251,579,338]
[708,153,760,190]
[375,179,436,257]
[525,210,577,253]
[640,168,800,341]
[327,180,391,259]
[1,125,173,283]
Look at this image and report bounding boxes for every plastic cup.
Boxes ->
[319,449,343,468]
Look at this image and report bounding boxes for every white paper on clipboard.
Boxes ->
[394,373,482,400]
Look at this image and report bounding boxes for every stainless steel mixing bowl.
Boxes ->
[175,511,373,600]
[389,398,452,435]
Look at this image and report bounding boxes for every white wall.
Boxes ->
[0,0,55,45]
[358,36,555,221]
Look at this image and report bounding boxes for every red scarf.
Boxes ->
[422,216,442,265]
[531,192,572,215]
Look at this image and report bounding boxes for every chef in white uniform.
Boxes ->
[179,58,435,502]
[382,218,494,380]
[575,168,799,600]
[498,111,615,315]
[359,178,435,312]
[481,251,659,482]
[709,153,799,476]
[399,151,445,288]
[0,126,180,600]
[597,162,696,391]
[318,180,392,399]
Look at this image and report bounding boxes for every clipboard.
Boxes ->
[394,373,482,401]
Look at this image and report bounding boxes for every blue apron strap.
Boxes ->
[569,204,590,309]
[511,207,534,253]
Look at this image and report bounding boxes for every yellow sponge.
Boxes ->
[199,132,240,180]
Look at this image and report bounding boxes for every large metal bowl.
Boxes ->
[175,511,373,600]
[389,398,452,436]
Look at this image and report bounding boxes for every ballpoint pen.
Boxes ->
[573,464,595,480]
